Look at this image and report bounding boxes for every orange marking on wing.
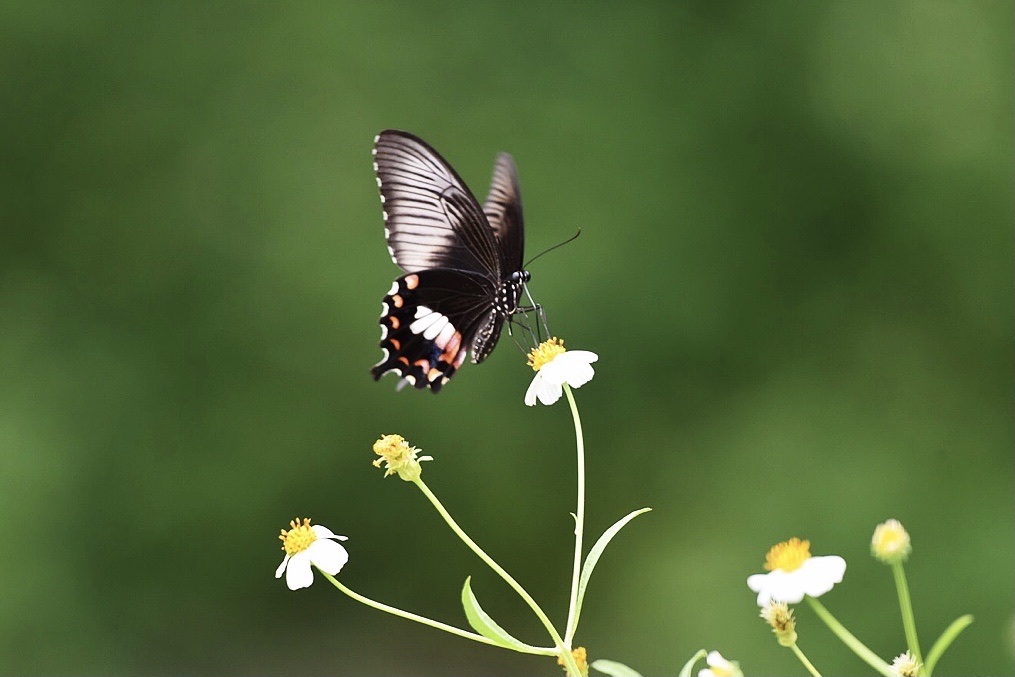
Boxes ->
[440,331,463,364]
[397,356,410,366]
[389,338,401,350]
[389,316,400,329]
[391,294,403,308]
[404,274,419,290]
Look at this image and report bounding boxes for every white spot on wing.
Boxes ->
[373,348,389,367]
[373,134,380,144]
[410,308,445,335]
[414,305,433,319]
[422,315,449,340]
[435,322,456,346]
[388,282,399,296]
[375,177,382,188]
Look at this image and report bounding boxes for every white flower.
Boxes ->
[524,338,598,406]
[747,537,846,606]
[698,650,743,677]
[275,518,349,590]
[890,651,922,677]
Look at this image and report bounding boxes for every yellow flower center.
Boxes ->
[871,518,911,563]
[556,646,588,676]
[373,433,412,466]
[764,537,811,572]
[279,517,317,556]
[372,433,428,481]
[527,337,566,371]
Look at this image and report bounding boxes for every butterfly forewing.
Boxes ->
[371,130,530,392]
[483,153,525,273]
[373,131,500,277]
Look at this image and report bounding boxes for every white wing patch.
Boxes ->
[409,306,450,338]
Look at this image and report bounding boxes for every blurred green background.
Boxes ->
[2,2,1011,675]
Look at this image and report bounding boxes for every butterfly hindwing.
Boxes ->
[371,269,498,392]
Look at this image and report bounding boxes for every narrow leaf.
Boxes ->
[461,576,545,654]
[924,614,974,676]
[677,649,707,677]
[590,658,645,677]
[571,508,652,634]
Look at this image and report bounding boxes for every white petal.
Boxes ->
[706,651,727,668]
[311,524,348,541]
[563,361,595,388]
[308,539,349,575]
[285,552,314,590]
[746,572,767,592]
[747,569,806,605]
[799,556,846,597]
[697,670,714,677]
[541,352,597,389]
[565,350,599,364]
[275,554,290,579]
[524,373,543,406]
[537,378,563,405]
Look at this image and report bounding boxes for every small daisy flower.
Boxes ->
[890,650,921,677]
[524,337,598,406]
[760,601,798,647]
[698,650,743,677]
[747,537,846,606]
[872,518,912,565]
[275,518,349,590]
[373,434,432,481]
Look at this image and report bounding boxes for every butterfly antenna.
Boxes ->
[523,228,582,269]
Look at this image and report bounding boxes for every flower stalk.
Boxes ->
[891,561,923,667]
[412,476,582,676]
[789,643,822,677]
[805,596,894,677]
[563,384,585,646]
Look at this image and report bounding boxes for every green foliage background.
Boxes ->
[2,2,1011,675]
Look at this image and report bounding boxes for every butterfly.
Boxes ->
[370,130,537,392]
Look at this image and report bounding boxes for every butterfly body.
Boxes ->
[370,130,531,392]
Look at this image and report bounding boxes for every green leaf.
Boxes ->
[461,576,546,654]
[571,508,652,634]
[677,649,707,677]
[590,658,645,677]
[924,614,974,676]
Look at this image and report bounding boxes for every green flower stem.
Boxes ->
[806,596,894,677]
[413,477,583,677]
[891,561,923,666]
[924,614,973,676]
[563,384,585,646]
[789,642,822,677]
[320,571,557,657]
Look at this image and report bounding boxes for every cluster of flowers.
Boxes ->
[274,339,971,677]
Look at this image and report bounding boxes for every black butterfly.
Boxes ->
[370,130,535,393]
